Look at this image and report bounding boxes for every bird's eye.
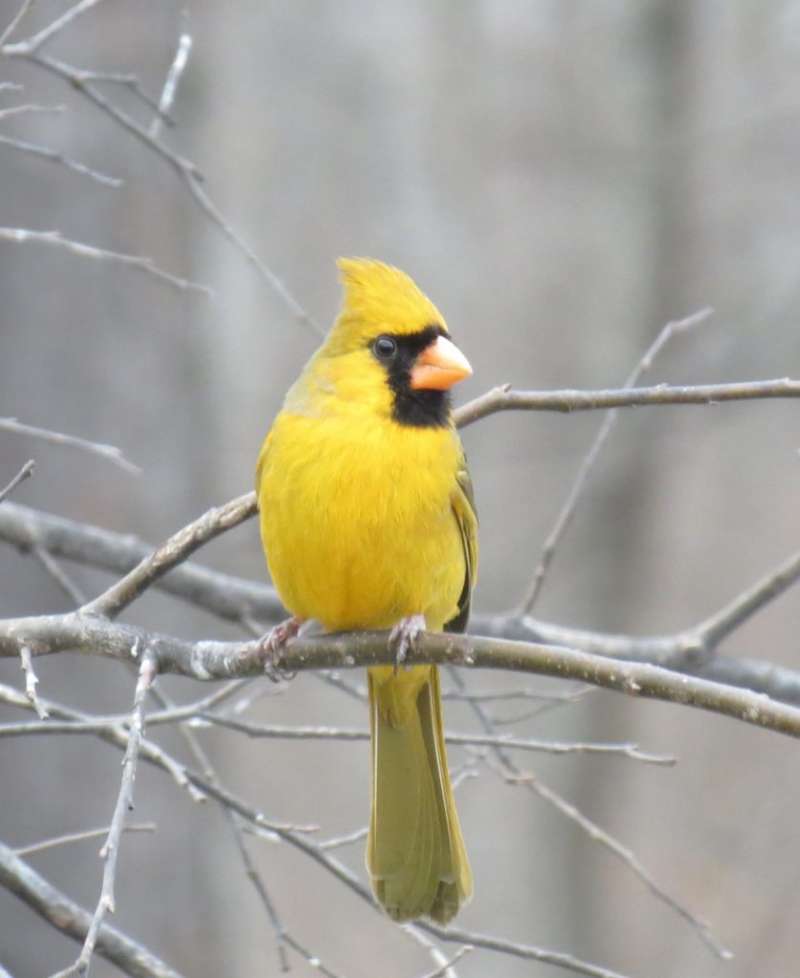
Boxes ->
[373,335,398,360]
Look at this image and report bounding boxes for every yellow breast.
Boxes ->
[257,404,465,633]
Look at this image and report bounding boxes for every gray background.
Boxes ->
[1,2,799,977]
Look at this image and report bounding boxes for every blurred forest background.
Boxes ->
[1,2,799,977]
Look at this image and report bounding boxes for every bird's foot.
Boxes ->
[389,614,426,672]
[258,616,302,682]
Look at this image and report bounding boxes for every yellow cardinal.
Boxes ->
[256,258,477,923]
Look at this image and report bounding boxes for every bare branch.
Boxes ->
[82,492,258,618]
[454,378,800,427]
[246,820,632,978]
[403,928,471,978]
[0,419,138,474]
[31,545,87,605]
[317,826,368,851]
[146,679,292,975]
[0,500,282,622]
[52,653,157,978]
[199,714,675,765]
[0,133,122,186]
[521,771,731,959]
[0,50,323,337]
[0,228,212,296]
[0,841,184,978]
[0,681,202,800]
[2,616,800,740]
[0,0,35,48]
[691,547,800,655]
[18,645,47,718]
[5,0,109,54]
[1,677,629,978]
[3,499,799,702]
[0,459,33,504]
[520,307,713,612]
[0,102,63,121]
[442,684,590,704]
[14,823,156,857]
[149,22,192,140]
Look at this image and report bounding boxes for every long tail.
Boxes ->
[366,663,472,924]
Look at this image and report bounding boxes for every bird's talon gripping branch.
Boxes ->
[389,613,427,671]
[258,616,302,682]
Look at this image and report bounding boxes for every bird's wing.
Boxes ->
[445,453,478,634]
[255,429,273,496]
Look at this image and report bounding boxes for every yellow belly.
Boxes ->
[257,409,465,633]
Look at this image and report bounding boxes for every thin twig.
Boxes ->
[0,841,184,978]
[0,101,63,121]
[51,653,157,978]
[246,821,631,978]
[282,935,345,978]
[6,0,109,53]
[14,823,156,857]
[0,459,34,504]
[146,681,291,974]
[520,307,713,612]
[412,943,473,978]
[454,377,800,427]
[0,228,212,296]
[0,682,203,801]
[317,826,368,851]
[515,770,732,960]
[1,49,323,337]
[0,133,122,186]
[19,645,47,718]
[449,666,732,962]
[31,546,87,604]
[199,714,675,765]
[0,418,138,474]
[82,492,257,618]
[403,925,469,978]
[149,21,192,140]
[0,671,629,978]
[0,0,35,47]
[692,548,800,655]
[442,684,590,704]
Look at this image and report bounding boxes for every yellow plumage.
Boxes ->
[256,258,477,923]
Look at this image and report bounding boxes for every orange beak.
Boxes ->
[409,335,473,391]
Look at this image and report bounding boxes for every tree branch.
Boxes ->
[1,617,799,739]
[0,841,184,978]
[453,377,800,427]
[0,133,122,186]
[0,420,138,474]
[51,653,157,978]
[519,307,713,612]
[0,460,33,505]
[0,228,212,296]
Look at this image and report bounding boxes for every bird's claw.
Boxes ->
[258,616,302,682]
[389,614,426,672]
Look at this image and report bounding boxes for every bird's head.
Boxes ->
[314,258,472,428]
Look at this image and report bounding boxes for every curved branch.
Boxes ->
[4,499,800,675]
[0,841,184,978]
[454,378,800,427]
[1,614,799,738]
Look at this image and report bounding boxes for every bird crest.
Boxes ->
[331,258,448,349]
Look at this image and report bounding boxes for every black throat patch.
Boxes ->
[375,325,452,428]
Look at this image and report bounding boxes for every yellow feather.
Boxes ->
[256,258,476,922]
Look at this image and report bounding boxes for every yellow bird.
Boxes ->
[256,258,477,923]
